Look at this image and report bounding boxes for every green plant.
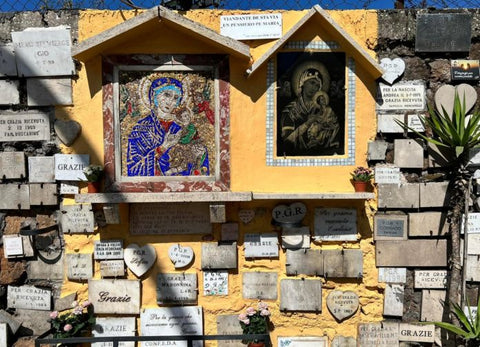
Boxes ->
[83,165,103,182]
[238,301,271,344]
[50,300,95,339]
[350,166,374,182]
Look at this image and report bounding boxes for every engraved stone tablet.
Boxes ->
[88,279,140,314]
[100,260,125,278]
[203,270,228,296]
[92,317,136,347]
[0,111,50,142]
[323,249,363,278]
[314,208,357,241]
[280,279,322,312]
[399,323,435,343]
[416,14,471,52]
[272,202,307,225]
[408,212,449,237]
[286,249,323,276]
[220,13,282,40]
[7,285,51,311]
[244,233,278,258]
[29,183,57,206]
[0,80,19,105]
[54,154,89,181]
[379,57,405,84]
[376,82,425,111]
[12,26,74,77]
[378,268,407,283]
[331,336,356,347]
[141,307,203,347]
[168,244,194,268]
[327,290,359,321]
[60,182,79,194]
[67,253,93,280]
[384,284,404,317]
[0,152,25,179]
[466,255,480,281]
[61,204,94,233]
[421,290,446,322]
[27,78,72,106]
[130,203,211,235]
[414,270,448,289]
[281,226,310,249]
[467,233,480,255]
[217,315,244,347]
[221,223,239,241]
[242,272,278,300]
[374,167,401,184]
[377,114,425,134]
[94,240,123,260]
[376,240,447,267]
[0,184,30,210]
[278,337,327,347]
[201,242,237,269]
[124,244,156,277]
[157,273,197,304]
[0,323,7,347]
[374,214,407,240]
[28,156,55,183]
[358,322,399,347]
[210,203,226,223]
[462,212,480,233]
[0,43,17,76]
[103,204,120,224]
[3,235,23,257]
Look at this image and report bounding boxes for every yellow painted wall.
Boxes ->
[60,8,383,345]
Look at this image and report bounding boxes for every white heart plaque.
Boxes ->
[124,243,156,277]
[272,202,307,224]
[168,244,194,268]
[54,120,82,146]
[326,290,359,321]
[238,209,255,224]
[435,83,477,118]
[380,57,405,84]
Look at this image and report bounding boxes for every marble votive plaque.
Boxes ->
[29,183,57,206]
[94,240,123,260]
[378,268,407,283]
[414,270,448,289]
[314,208,357,241]
[27,78,72,106]
[0,43,17,76]
[201,242,237,269]
[0,80,19,105]
[0,184,30,210]
[376,82,425,111]
[0,152,25,179]
[242,272,278,300]
[216,314,244,347]
[399,323,435,343]
[421,290,446,322]
[326,290,359,321]
[88,279,140,314]
[3,235,23,257]
[374,167,401,184]
[59,182,79,194]
[61,204,95,233]
[331,336,356,347]
[281,226,310,249]
[383,284,404,317]
[7,285,51,311]
[374,214,408,240]
[203,271,228,296]
[0,111,50,142]
[157,273,197,305]
[244,233,278,258]
[357,322,399,347]
[323,249,363,278]
[280,279,322,312]
[92,317,136,347]
[28,156,55,183]
[67,253,93,280]
[100,260,125,278]
[285,249,323,276]
[221,223,239,241]
[54,154,88,181]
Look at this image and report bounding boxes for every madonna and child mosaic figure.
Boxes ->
[123,73,215,177]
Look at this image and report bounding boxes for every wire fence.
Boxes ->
[0,0,479,14]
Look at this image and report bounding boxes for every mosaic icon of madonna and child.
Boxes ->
[120,71,216,177]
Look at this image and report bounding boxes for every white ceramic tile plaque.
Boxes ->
[3,235,24,257]
[59,181,79,194]
[100,260,125,278]
[61,204,94,233]
[376,82,425,111]
[0,152,25,179]
[281,226,310,249]
[278,337,327,347]
[377,114,425,133]
[399,323,435,343]
[67,253,93,280]
[29,183,57,206]
[130,203,211,235]
[88,279,140,314]
[92,317,136,347]
[378,268,407,283]
[0,111,50,142]
[28,156,55,183]
[203,271,228,296]
[220,13,282,40]
[7,285,51,311]
[358,322,399,347]
[374,167,401,184]
[94,240,123,260]
[27,78,72,106]
[374,214,408,240]
[384,284,404,316]
[242,272,278,300]
[244,233,278,258]
[0,80,19,105]
[0,43,17,76]
[54,154,88,181]
[0,184,30,210]
[157,273,197,304]
[141,306,203,347]
[314,208,357,241]
[414,270,448,289]
[11,26,74,77]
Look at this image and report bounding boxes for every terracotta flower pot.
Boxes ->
[87,181,101,193]
[248,343,265,347]
[353,181,368,192]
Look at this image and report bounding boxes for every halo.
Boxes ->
[138,75,155,111]
[314,90,330,106]
[291,60,330,97]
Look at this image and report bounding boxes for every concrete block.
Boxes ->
[394,139,424,168]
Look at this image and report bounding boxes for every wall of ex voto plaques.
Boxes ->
[0,7,479,347]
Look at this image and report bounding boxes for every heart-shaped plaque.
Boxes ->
[238,209,255,224]
[124,243,156,277]
[272,202,307,224]
[54,120,82,146]
[168,244,194,268]
[327,290,359,321]
[435,83,477,118]
[380,57,405,84]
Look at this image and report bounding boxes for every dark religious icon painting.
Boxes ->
[276,52,346,157]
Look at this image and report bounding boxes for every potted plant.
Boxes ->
[350,166,374,192]
[83,165,103,193]
[49,300,95,340]
[238,301,272,347]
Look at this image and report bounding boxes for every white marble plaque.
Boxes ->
[314,208,357,241]
[280,279,322,312]
[88,279,140,314]
[468,233,480,254]
[462,212,480,234]
[67,253,93,280]
[94,240,123,260]
[203,271,228,296]
[464,306,478,319]
[28,156,55,183]
[399,323,435,343]
[377,114,425,133]
[168,244,194,268]
[384,284,404,316]
[0,43,17,76]
[421,290,446,322]
[220,13,282,40]
[358,322,399,347]
[7,285,51,311]
[59,181,79,194]
[54,154,88,181]
[216,315,244,347]
[0,112,50,142]
[414,270,448,289]
[141,307,203,347]
[278,337,327,347]
[103,204,121,224]
[272,202,307,225]
[0,184,30,210]
[157,273,197,304]
[374,214,407,240]
[327,290,359,321]
[244,233,278,258]
[466,255,480,281]
[100,260,125,278]
[61,204,94,233]
[380,57,405,84]
[3,235,24,257]
[281,226,310,249]
[0,152,25,179]
[11,26,74,77]
[124,244,156,277]
[378,268,407,283]
[0,323,6,346]
[27,78,72,106]
[376,82,425,111]
[201,243,237,269]
[374,167,401,184]
[29,183,57,206]
[92,317,136,347]
[331,336,356,347]
[130,203,211,235]
[242,272,278,300]
[0,80,19,105]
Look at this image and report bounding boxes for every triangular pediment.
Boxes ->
[247,5,383,78]
[72,6,251,62]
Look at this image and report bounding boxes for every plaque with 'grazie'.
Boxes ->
[374,214,407,240]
